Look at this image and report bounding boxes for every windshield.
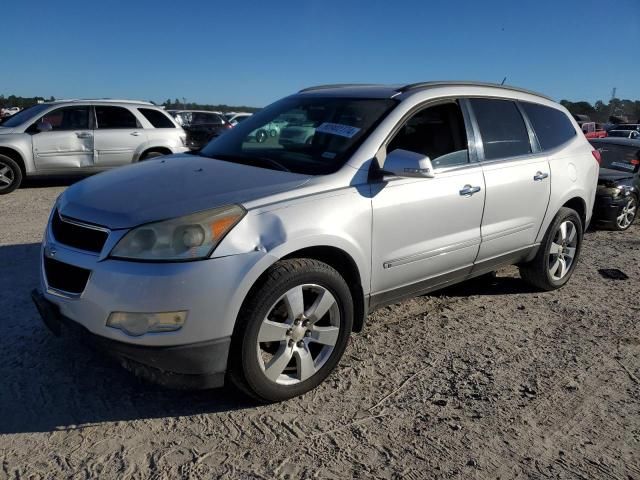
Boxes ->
[200,96,397,175]
[593,142,640,173]
[0,104,51,127]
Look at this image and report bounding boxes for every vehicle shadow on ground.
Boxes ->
[0,242,257,435]
[430,273,540,297]
[21,175,87,189]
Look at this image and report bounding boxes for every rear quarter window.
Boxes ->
[138,108,176,128]
[520,102,576,151]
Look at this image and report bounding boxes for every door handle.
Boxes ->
[533,171,549,181]
[459,185,481,196]
[76,132,92,139]
[130,131,141,136]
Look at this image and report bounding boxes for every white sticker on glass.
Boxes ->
[315,122,361,138]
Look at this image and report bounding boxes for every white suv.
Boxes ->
[0,99,188,194]
[33,82,599,402]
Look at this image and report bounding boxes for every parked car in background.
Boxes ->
[608,130,640,140]
[582,122,607,139]
[167,110,232,150]
[0,99,188,194]
[225,112,252,126]
[590,137,639,230]
[33,82,598,402]
[1,106,21,118]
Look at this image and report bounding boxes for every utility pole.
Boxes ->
[610,87,616,100]
[182,97,186,110]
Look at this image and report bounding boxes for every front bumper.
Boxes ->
[593,194,627,225]
[32,289,229,389]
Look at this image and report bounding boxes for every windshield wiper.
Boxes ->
[208,154,291,172]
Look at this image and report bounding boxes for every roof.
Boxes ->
[298,81,553,101]
[46,98,155,106]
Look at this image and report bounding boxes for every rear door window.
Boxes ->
[469,98,532,160]
[95,106,140,129]
[521,102,576,150]
[138,108,175,128]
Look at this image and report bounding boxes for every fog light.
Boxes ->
[106,311,187,336]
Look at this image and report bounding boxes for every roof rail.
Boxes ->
[397,81,553,101]
[299,83,384,93]
[50,98,155,105]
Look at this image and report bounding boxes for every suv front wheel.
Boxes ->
[228,258,353,402]
[519,207,583,291]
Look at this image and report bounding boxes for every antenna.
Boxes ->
[500,76,507,86]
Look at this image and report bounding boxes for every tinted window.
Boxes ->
[387,102,469,168]
[39,106,90,131]
[138,108,175,128]
[192,112,224,125]
[521,102,576,150]
[591,141,640,173]
[95,106,139,129]
[470,98,531,160]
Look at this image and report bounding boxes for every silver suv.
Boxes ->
[0,99,188,193]
[33,82,599,402]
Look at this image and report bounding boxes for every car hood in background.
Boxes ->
[58,154,311,229]
[598,168,635,185]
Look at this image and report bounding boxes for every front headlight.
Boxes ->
[111,205,245,261]
[597,185,623,198]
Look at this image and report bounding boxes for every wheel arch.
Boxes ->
[0,147,26,175]
[562,196,587,230]
[138,146,172,161]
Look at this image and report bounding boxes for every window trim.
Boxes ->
[376,96,482,177]
[466,97,537,164]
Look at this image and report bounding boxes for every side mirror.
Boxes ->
[37,121,53,133]
[382,149,435,178]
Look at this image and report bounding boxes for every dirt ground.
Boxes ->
[1,180,639,479]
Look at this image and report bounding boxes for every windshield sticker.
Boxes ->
[316,122,361,138]
[611,162,634,171]
[322,151,337,159]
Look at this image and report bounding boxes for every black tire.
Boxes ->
[0,154,23,194]
[228,258,353,403]
[519,207,583,291]
[612,194,637,231]
[140,150,166,161]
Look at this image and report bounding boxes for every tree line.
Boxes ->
[560,98,639,124]
[0,94,259,113]
[2,93,638,123]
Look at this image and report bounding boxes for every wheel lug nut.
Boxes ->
[297,341,304,348]
[288,339,294,347]
[294,320,300,326]
[305,331,311,337]
[286,329,292,335]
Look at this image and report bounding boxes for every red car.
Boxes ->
[583,122,607,139]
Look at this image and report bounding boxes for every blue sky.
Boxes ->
[2,0,638,107]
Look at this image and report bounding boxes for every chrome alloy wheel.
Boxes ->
[548,220,578,281]
[0,161,15,190]
[257,284,341,385]
[617,197,637,230]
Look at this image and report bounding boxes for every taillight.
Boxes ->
[592,149,602,165]
[631,159,640,166]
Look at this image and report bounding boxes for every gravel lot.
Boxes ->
[1,180,639,479]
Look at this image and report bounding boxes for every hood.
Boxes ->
[58,154,311,229]
[598,167,635,185]
[0,126,16,134]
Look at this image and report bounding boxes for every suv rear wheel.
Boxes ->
[519,207,583,291]
[228,259,353,402]
[0,154,23,194]
[614,194,637,231]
